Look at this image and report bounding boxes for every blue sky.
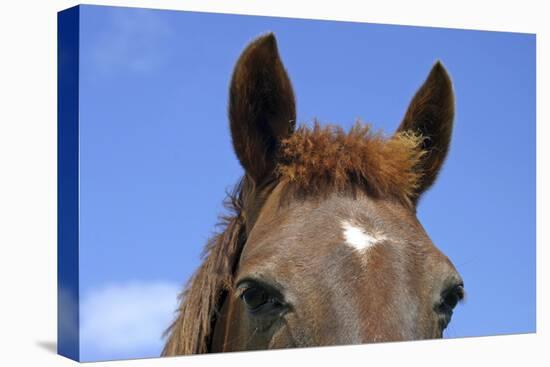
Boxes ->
[76,5,536,362]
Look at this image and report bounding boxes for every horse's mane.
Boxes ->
[162,121,426,355]
[161,179,246,355]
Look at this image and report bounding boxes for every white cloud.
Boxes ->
[80,281,180,360]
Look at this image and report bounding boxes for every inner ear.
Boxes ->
[229,33,296,185]
[396,61,455,202]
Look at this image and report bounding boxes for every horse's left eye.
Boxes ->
[241,286,270,311]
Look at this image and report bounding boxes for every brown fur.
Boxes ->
[277,121,426,207]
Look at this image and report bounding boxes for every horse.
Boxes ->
[162,33,464,355]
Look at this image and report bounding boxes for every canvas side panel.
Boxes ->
[57,5,80,362]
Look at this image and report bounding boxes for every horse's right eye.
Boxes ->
[439,284,465,314]
[241,286,270,311]
[436,283,465,331]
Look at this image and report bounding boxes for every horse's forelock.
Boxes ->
[277,121,426,207]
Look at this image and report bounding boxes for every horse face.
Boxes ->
[210,33,463,352]
[222,186,463,350]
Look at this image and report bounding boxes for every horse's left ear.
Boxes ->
[396,61,455,202]
[229,33,296,185]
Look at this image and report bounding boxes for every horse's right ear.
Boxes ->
[396,62,455,203]
[229,33,296,185]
